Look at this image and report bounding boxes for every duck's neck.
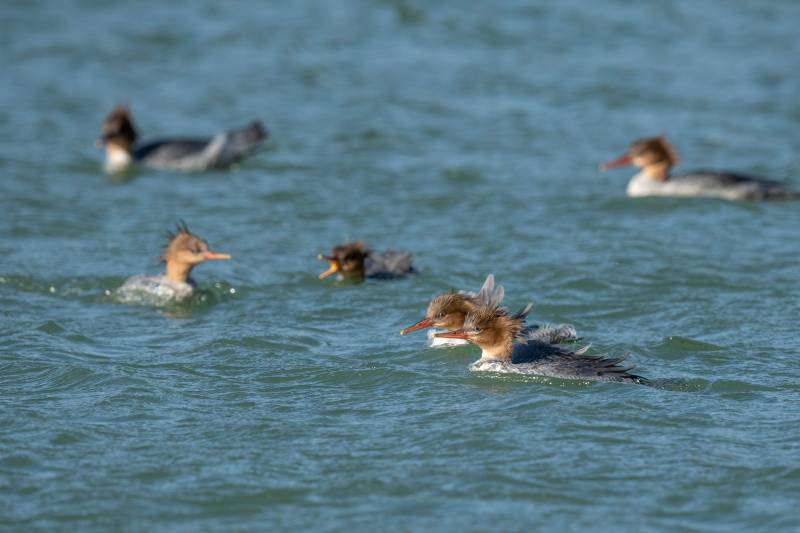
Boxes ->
[165,261,194,284]
[104,143,133,172]
[641,161,670,182]
[477,334,515,362]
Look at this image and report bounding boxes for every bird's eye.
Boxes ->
[473,328,482,334]
[436,312,446,319]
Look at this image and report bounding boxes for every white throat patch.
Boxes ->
[104,144,133,173]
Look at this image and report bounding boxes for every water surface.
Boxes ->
[2,0,800,530]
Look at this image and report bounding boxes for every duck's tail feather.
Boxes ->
[224,120,268,157]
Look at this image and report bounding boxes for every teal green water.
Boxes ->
[2,1,800,530]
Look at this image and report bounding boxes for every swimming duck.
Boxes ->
[400,274,578,348]
[600,136,796,201]
[115,222,230,305]
[317,241,415,281]
[98,106,267,173]
[435,306,648,384]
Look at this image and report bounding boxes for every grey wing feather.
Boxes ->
[475,274,494,303]
[365,250,415,278]
[475,274,504,308]
[573,344,591,355]
[521,323,579,344]
[511,302,533,320]
[202,121,267,168]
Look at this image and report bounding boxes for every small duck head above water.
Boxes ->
[317,241,370,280]
[600,136,680,182]
[98,106,138,172]
[162,221,231,284]
[400,291,480,335]
[434,306,523,361]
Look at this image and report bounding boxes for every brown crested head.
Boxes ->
[399,291,478,335]
[600,136,679,172]
[162,221,231,283]
[628,136,679,168]
[318,241,371,280]
[425,292,478,330]
[99,106,138,150]
[462,306,523,346]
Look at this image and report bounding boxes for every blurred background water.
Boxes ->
[2,0,800,530]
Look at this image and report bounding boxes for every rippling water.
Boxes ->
[2,0,800,530]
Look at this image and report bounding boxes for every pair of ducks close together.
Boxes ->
[119,226,647,385]
[97,106,797,200]
[398,274,649,385]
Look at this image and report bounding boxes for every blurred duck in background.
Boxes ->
[97,106,267,173]
[434,306,649,384]
[115,222,230,305]
[600,136,796,201]
[400,274,578,348]
[317,241,415,281]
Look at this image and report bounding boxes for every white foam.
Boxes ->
[113,274,194,306]
[468,359,521,374]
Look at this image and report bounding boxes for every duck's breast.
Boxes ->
[114,274,194,305]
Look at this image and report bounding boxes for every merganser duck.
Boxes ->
[114,222,231,305]
[600,136,796,201]
[317,241,415,281]
[98,106,267,173]
[435,306,648,384]
[400,274,578,348]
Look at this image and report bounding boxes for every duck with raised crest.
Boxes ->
[400,274,578,348]
[600,136,796,201]
[114,222,231,305]
[98,106,267,173]
[317,241,415,281]
[434,306,648,384]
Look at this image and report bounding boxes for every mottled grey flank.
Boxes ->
[365,249,415,278]
[503,340,648,384]
[666,171,796,200]
[135,121,266,171]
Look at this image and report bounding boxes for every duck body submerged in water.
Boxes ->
[435,306,648,384]
[400,274,578,348]
[317,241,415,281]
[115,222,230,306]
[601,136,796,201]
[98,106,267,173]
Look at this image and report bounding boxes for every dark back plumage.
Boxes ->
[511,341,649,384]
